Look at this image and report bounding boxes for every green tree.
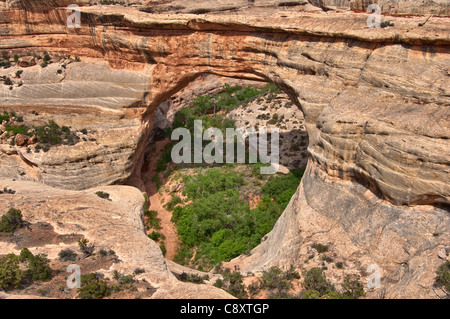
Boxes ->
[261,169,304,209]
[27,254,52,281]
[222,270,246,299]
[35,120,62,145]
[191,95,213,115]
[302,267,335,296]
[77,273,111,299]
[260,266,300,298]
[0,208,24,234]
[19,248,33,262]
[341,274,365,299]
[0,254,24,290]
[78,238,94,256]
[320,291,344,299]
[434,261,450,293]
[301,289,320,299]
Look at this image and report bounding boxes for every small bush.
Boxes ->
[221,270,246,299]
[380,21,394,28]
[213,278,224,288]
[159,241,166,256]
[35,120,61,145]
[302,267,335,296]
[5,124,30,136]
[434,261,450,293]
[259,266,300,298]
[119,274,134,285]
[19,248,33,262]
[0,187,15,195]
[301,289,321,299]
[77,273,111,299]
[148,231,165,241]
[0,111,12,124]
[341,274,365,299]
[58,248,78,261]
[0,254,24,290]
[95,191,110,199]
[0,208,24,234]
[26,253,52,281]
[312,243,329,254]
[134,268,145,275]
[3,77,12,86]
[179,272,209,284]
[78,238,94,257]
[98,249,108,257]
[113,270,135,285]
[145,209,161,230]
[164,195,183,211]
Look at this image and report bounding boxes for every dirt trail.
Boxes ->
[141,139,179,261]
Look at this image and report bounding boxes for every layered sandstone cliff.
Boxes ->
[0,1,448,298]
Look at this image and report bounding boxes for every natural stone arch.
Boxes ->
[0,2,448,299]
[0,4,448,206]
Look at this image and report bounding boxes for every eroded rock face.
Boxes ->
[1,4,448,205]
[0,61,151,189]
[231,165,450,298]
[0,179,233,298]
[0,1,448,298]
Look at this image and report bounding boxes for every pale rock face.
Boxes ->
[0,1,448,298]
[231,165,450,298]
[0,179,233,298]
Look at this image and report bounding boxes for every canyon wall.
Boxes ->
[0,1,449,298]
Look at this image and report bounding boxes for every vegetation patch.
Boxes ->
[312,243,329,254]
[301,267,365,299]
[77,273,111,299]
[1,113,82,151]
[434,261,450,294]
[177,272,209,284]
[95,191,110,200]
[0,248,52,291]
[0,208,24,234]
[171,166,303,270]
[149,82,304,271]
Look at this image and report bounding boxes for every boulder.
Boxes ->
[18,56,36,67]
[27,135,37,145]
[14,133,30,146]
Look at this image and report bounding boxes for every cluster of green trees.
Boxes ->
[213,265,300,299]
[171,83,280,134]
[153,83,283,176]
[0,248,52,291]
[253,266,301,299]
[171,167,303,270]
[301,267,365,299]
[152,82,303,270]
[213,265,366,299]
[214,268,247,298]
[78,270,138,299]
